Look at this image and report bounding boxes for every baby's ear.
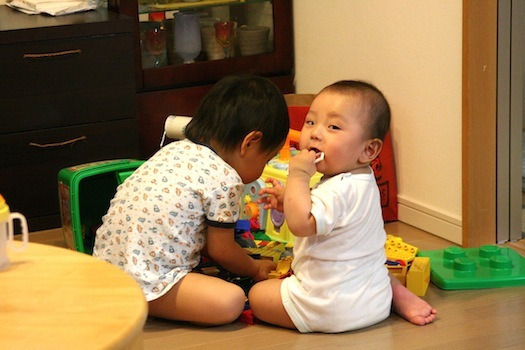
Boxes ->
[359,138,383,164]
[240,131,263,156]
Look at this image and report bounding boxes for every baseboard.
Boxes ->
[397,196,462,245]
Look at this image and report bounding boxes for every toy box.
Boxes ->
[58,159,144,254]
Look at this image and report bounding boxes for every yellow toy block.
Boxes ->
[269,257,293,279]
[264,241,285,251]
[406,257,431,296]
[385,234,418,264]
[245,246,283,263]
[387,264,408,286]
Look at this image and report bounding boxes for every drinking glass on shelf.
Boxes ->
[144,21,167,67]
[214,21,235,59]
[174,11,202,64]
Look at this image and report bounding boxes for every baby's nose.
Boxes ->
[310,126,323,139]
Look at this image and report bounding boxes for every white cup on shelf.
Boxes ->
[238,25,270,56]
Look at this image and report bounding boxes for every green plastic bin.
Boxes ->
[58,159,144,254]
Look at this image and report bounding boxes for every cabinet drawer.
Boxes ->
[0,118,139,231]
[0,33,135,134]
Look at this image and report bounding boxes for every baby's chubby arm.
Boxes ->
[257,177,285,212]
[206,226,276,281]
[284,149,317,237]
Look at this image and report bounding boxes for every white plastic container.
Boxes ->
[0,194,29,271]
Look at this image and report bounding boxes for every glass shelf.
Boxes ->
[108,0,292,91]
[138,0,275,71]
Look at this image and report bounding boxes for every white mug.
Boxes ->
[0,212,29,271]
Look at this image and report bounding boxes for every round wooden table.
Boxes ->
[0,242,147,349]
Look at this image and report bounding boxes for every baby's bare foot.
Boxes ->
[392,283,437,325]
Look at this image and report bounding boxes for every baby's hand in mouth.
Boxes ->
[308,148,324,163]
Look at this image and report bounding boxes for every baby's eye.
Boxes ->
[304,120,314,126]
[328,125,341,130]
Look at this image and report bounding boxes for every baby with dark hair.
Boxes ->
[94,75,289,325]
[250,80,437,333]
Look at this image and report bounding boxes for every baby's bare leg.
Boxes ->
[148,272,246,326]
[249,279,296,329]
[390,273,437,325]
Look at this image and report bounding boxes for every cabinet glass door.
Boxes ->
[138,1,275,69]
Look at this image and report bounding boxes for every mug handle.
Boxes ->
[8,213,29,252]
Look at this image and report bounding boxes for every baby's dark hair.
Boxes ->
[321,80,391,141]
[185,75,290,153]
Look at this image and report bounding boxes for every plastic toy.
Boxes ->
[385,235,430,295]
[386,264,408,286]
[418,245,525,290]
[406,257,431,296]
[58,159,144,253]
[314,152,324,163]
[238,309,256,325]
[234,220,256,248]
[245,129,323,244]
[245,242,286,263]
[385,234,418,265]
[244,240,291,263]
[0,194,29,271]
[240,179,267,231]
[268,256,293,279]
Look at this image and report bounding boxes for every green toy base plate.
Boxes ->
[418,245,525,290]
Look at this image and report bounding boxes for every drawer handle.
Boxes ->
[29,136,86,148]
[23,49,82,59]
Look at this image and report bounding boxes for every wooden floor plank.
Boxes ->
[26,223,525,349]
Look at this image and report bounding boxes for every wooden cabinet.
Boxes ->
[0,6,139,231]
[108,0,295,157]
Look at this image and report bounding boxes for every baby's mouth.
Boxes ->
[309,148,324,163]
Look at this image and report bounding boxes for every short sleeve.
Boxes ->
[204,182,243,227]
[310,176,351,236]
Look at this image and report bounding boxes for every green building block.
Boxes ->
[418,245,525,290]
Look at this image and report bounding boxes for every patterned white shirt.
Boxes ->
[93,139,243,301]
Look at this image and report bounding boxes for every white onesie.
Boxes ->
[281,169,392,333]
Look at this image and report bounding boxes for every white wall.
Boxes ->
[293,0,463,244]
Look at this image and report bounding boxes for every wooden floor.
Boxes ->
[30,222,525,349]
